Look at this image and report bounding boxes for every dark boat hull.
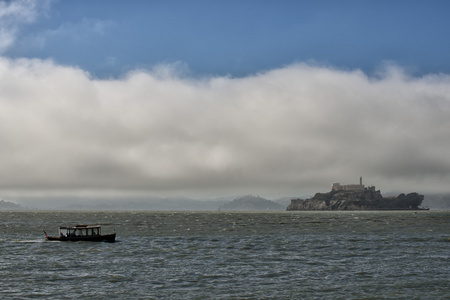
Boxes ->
[46,233,116,243]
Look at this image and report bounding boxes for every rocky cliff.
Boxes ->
[286,189,425,211]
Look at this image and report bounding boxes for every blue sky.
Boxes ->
[1,0,450,202]
[5,0,450,78]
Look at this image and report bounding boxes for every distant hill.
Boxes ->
[220,195,285,211]
[0,199,23,210]
[15,196,231,211]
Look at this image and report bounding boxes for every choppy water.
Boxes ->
[0,210,449,299]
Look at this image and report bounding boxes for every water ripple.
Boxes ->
[0,210,449,299]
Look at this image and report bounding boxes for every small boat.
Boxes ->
[44,224,116,243]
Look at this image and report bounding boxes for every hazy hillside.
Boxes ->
[15,196,231,211]
[0,199,23,210]
[220,195,285,211]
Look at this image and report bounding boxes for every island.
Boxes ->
[220,195,285,211]
[287,177,426,211]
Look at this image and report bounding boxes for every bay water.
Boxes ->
[1,210,449,299]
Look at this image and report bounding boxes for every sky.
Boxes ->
[1,0,450,202]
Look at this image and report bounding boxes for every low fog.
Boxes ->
[1,57,450,201]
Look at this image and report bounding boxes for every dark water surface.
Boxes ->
[1,210,449,299]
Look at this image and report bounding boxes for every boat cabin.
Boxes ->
[58,224,101,237]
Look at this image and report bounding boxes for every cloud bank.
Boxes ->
[1,57,450,198]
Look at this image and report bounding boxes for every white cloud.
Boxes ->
[0,0,50,53]
[13,18,115,54]
[0,0,112,53]
[41,18,115,44]
[1,58,450,198]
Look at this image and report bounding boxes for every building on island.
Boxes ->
[332,177,366,192]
